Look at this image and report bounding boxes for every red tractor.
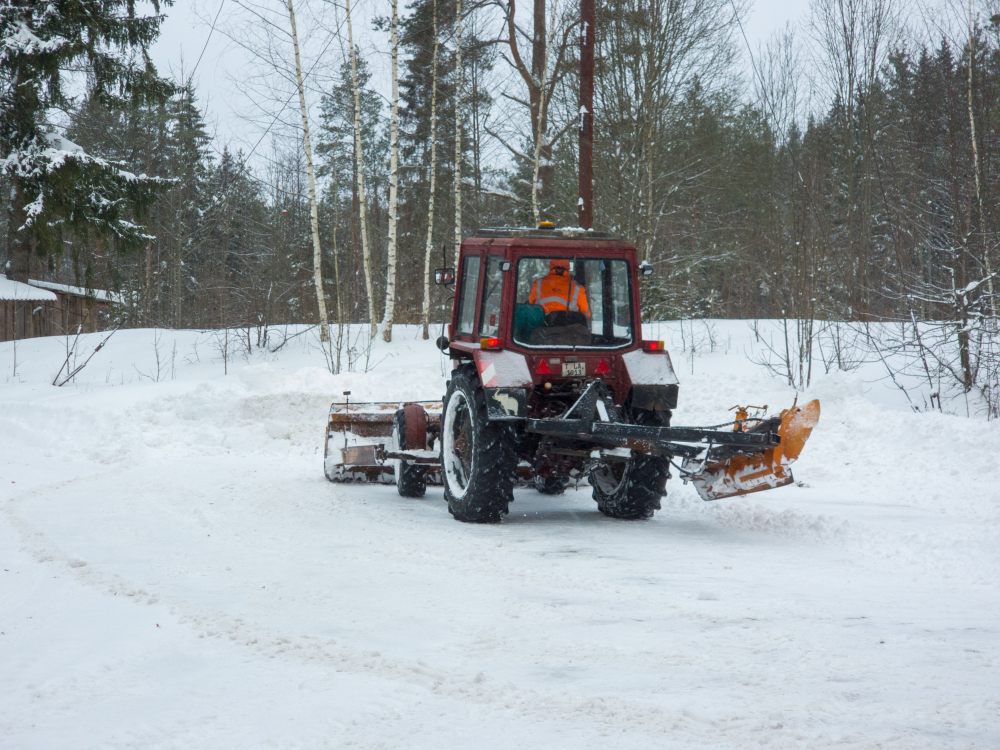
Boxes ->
[324,226,820,523]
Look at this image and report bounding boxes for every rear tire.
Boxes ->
[590,409,670,519]
[441,368,518,523]
[392,408,427,498]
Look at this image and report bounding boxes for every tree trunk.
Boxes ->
[531,0,557,226]
[4,68,39,286]
[421,0,440,340]
[173,232,183,326]
[471,54,482,199]
[531,0,554,214]
[145,240,153,325]
[382,0,401,342]
[352,169,361,319]
[6,179,31,283]
[453,0,463,266]
[219,230,229,330]
[500,0,566,216]
[330,169,344,373]
[286,0,331,343]
[346,0,377,339]
[578,0,594,229]
[967,0,995,315]
[644,119,654,261]
[532,0,545,214]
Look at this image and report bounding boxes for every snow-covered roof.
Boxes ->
[0,275,58,302]
[26,279,119,303]
[43,131,84,155]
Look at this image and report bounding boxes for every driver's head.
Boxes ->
[549,259,570,276]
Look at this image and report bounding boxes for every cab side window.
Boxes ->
[478,256,504,337]
[456,255,481,335]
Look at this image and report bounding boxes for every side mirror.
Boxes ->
[434,267,455,285]
[436,335,450,352]
[639,261,654,277]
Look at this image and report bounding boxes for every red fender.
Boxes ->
[402,403,428,451]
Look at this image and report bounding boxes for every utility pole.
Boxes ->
[578,0,594,229]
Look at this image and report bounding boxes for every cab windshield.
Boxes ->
[512,257,633,348]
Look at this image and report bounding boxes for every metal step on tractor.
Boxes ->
[324,226,820,523]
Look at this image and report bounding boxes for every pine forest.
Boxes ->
[3,0,1000,409]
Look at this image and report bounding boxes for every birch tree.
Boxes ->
[328,156,345,372]
[966,0,995,314]
[381,0,401,341]
[286,0,331,343]
[345,0,377,337]
[486,0,578,218]
[421,0,441,339]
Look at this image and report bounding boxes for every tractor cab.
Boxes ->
[442,227,640,354]
[437,228,662,412]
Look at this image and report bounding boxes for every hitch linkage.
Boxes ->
[525,379,780,459]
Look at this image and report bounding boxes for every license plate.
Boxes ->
[561,362,586,377]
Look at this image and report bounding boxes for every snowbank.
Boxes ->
[0,323,997,749]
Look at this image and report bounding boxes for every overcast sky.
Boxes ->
[150,0,813,161]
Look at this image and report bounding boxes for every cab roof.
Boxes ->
[465,227,632,246]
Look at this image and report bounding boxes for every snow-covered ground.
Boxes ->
[1,323,997,749]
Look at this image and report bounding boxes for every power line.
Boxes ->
[190,0,227,80]
[728,0,780,129]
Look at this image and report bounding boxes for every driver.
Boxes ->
[528,259,590,320]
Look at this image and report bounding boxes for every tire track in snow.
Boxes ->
[5,469,996,750]
[4,341,998,749]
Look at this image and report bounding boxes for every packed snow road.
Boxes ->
[1,324,997,749]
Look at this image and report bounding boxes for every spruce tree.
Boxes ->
[65,85,169,308]
[1,0,173,283]
[318,57,384,194]
[317,55,385,322]
[399,0,457,227]
[161,82,213,326]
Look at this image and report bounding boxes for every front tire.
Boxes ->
[590,409,670,519]
[441,368,518,523]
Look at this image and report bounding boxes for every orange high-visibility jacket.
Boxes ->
[528,261,590,319]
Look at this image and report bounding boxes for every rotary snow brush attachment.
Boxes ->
[680,399,821,501]
[323,395,443,485]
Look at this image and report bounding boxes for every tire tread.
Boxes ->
[444,367,518,523]
[591,408,670,519]
[393,408,427,497]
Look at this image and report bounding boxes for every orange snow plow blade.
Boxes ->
[682,400,820,501]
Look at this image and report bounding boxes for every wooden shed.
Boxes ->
[0,275,114,342]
